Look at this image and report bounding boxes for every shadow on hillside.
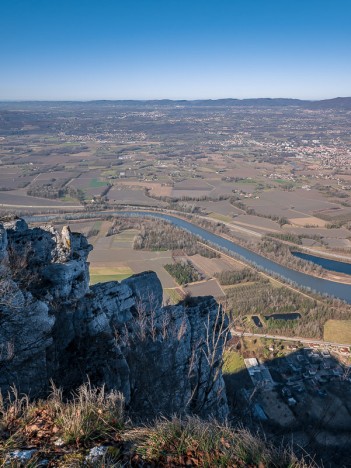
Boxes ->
[223,342,351,468]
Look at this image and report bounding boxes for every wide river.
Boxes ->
[26,210,351,304]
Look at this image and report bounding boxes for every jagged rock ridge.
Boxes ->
[0,219,229,420]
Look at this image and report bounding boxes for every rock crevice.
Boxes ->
[0,219,229,420]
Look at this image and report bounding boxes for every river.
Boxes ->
[25,210,351,303]
[292,251,351,275]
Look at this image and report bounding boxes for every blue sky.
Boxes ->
[0,0,350,100]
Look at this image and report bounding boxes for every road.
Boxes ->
[230,330,351,348]
[10,203,351,261]
[205,215,351,262]
[0,203,83,209]
[198,215,262,239]
[22,206,351,346]
[198,242,324,304]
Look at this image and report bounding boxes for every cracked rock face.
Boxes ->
[0,219,229,420]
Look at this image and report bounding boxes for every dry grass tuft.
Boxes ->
[136,416,314,467]
[1,389,315,467]
[0,381,124,451]
[50,382,124,446]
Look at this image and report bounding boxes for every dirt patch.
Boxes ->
[189,255,236,277]
[324,320,351,344]
[290,216,327,227]
[184,279,225,298]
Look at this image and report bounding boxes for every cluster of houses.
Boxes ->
[243,345,350,420]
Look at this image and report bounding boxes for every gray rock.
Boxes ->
[86,446,108,463]
[3,218,28,232]
[123,270,163,312]
[6,449,37,464]
[0,224,8,261]
[0,219,229,419]
[54,437,65,447]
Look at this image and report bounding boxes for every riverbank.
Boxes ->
[24,209,351,303]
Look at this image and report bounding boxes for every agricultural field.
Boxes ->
[2,100,351,318]
[222,350,245,374]
[324,320,351,344]
[108,186,159,206]
[90,266,133,285]
[163,287,184,305]
[188,254,236,277]
[1,101,351,260]
[183,278,225,299]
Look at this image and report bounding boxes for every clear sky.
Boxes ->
[0,0,350,100]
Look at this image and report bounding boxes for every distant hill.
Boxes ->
[306,97,351,110]
[86,98,307,107]
[192,98,307,107]
[1,97,351,109]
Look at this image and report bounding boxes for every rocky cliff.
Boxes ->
[0,219,229,420]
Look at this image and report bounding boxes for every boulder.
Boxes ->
[0,219,229,420]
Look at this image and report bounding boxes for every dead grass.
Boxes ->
[208,212,233,223]
[0,389,316,467]
[136,416,313,467]
[289,217,326,227]
[50,383,124,445]
[0,382,124,451]
[324,319,351,344]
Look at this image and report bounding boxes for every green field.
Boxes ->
[164,288,183,305]
[208,212,232,223]
[89,178,108,188]
[90,273,132,285]
[89,266,134,285]
[324,320,351,345]
[222,350,245,374]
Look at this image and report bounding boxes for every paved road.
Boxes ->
[217,217,351,261]
[0,203,82,209]
[23,207,351,346]
[231,330,351,348]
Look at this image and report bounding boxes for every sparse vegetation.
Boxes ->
[215,268,260,285]
[0,382,124,451]
[0,389,313,467]
[266,232,325,246]
[257,238,325,277]
[136,416,312,467]
[225,280,351,338]
[125,218,217,257]
[164,260,201,285]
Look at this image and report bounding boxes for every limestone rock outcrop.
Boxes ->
[0,219,229,420]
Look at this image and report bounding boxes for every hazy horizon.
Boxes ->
[0,96,350,103]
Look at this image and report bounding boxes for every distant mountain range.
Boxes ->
[1,97,351,109]
[86,97,351,109]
